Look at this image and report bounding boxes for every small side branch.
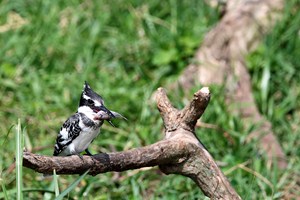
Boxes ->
[181,87,211,132]
[155,87,180,131]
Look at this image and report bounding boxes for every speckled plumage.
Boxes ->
[53,82,123,156]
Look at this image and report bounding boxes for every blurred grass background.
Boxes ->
[0,0,299,199]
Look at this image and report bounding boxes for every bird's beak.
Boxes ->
[95,106,126,127]
[110,111,127,121]
[98,105,116,127]
[99,105,115,118]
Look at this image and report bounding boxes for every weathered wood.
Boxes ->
[23,140,187,176]
[178,0,287,169]
[23,87,241,200]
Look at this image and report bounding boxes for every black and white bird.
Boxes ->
[53,81,125,156]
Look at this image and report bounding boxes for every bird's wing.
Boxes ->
[53,113,82,156]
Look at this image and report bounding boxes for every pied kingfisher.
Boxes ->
[53,81,125,156]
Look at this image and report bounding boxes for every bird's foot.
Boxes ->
[85,148,93,156]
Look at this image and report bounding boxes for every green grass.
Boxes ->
[15,119,23,200]
[0,0,299,199]
[55,169,90,200]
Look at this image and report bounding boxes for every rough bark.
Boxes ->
[178,0,287,169]
[23,87,241,200]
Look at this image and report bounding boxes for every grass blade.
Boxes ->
[15,119,23,200]
[0,188,55,199]
[53,169,60,197]
[2,125,14,147]
[43,170,60,200]
[0,176,9,200]
[55,169,89,200]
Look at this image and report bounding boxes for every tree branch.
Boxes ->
[23,87,241,200]
[23,140,187,176]
[177,0,287,169]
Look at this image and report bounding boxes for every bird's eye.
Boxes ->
[87,99,94,105]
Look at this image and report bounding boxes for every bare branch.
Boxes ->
[23,140,188,176]
[23,87,241,200]
[181,87,211,132]
[155,87,179,132]
[177,0,287,169]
